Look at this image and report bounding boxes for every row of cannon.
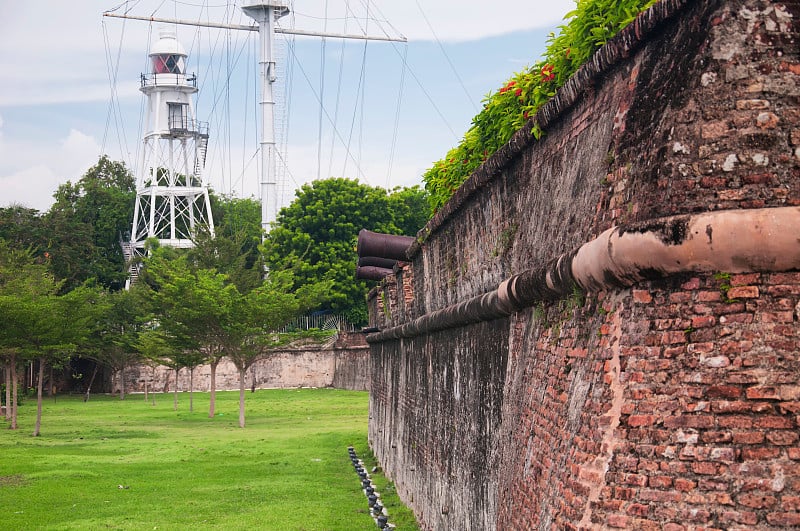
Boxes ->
[355,229,414,281]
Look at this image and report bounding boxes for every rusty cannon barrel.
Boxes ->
[357,229,414,262]
[356,266,395,281]
[358,256,397,269]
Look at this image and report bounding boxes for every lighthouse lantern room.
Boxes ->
[125,29,214,285]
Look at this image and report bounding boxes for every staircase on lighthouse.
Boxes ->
[125,30,214,287]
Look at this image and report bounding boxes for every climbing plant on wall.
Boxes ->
[423,0,658,212]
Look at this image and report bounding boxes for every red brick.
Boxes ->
[696,290,722,302]
[756,416,795,429]
[746,386,781,400]
[768,272,800,284]
[623,473,648,487]
[678,507,712,523]
[626,503,651,517]
[742,447,781,460]
[781,386,800,401]
[702,430,733,443]
[733,431,765,444]
[767,513,800,526]
[738,493,777,509]
[607,514,629,528]
[718,415,753,429]
[719,510,759,525]
[691,462,719,475]
[632,289,652,303]
[639,489,682,503]
[664,415,715,429]
[649,475,673,488]
[674,478,696,491]
[691,315,716,328]
[730,273,760,286]
[662,331,688,344]
[718,313,754,325]
[726,286,759,299]
[627,415,657,427]
[783,496,800,512]
[706,386,742,399]
[669,291,693,303]
[767,430,799,445]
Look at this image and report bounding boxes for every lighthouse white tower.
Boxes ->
[125,30,214,283]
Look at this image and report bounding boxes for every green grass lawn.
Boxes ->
[0,389,418,530]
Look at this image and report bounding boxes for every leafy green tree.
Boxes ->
[44,156,135,292]
[0,205,47,253]
[0,242,104,434]
[93,288,145,400]
[263,178,429,325]
[225,270,329,428]
[139,247,223,411]
[140,237,330,425]
[387,186,431,237]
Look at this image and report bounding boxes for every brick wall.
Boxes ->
[368,1,800,529]
[114,332,370,393]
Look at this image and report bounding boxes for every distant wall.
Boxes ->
[368,1,800,529]
[113,332,370,393]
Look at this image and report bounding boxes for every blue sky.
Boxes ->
[0,1,574,212]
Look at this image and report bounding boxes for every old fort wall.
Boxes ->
[367,1,800,528]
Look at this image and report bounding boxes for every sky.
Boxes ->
[0,0,575,213]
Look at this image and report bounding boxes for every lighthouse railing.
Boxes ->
[140,72,198,89]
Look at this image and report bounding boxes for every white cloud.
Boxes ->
[0,129,103,212]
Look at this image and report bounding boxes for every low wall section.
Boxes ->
[114,332,370,393]
[368,1,800,529]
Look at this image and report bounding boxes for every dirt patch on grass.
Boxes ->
[0,475,27,487]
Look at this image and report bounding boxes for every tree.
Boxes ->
[44,156,135,292]
[140,245,234,413]
[0,241,102,435]
[0,205,47,253]
[225,270,329,428]
[263,178,430,324]
[93,288,144,400]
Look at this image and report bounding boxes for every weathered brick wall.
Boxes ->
[368,1,800,529]
[114,332,370,393]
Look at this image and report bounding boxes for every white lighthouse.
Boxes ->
[125,30,214,283]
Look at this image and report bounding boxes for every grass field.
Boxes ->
[0,389,418,530]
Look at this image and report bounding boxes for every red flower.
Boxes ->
[514,88,522,97]
[499,80,517,94]
[541,64,555,82]
[565,47,571,57]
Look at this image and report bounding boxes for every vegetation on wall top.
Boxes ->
[423,0,658,212]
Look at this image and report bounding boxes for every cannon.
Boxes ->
[355,229,414,280]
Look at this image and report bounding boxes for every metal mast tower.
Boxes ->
[241,1,289,235]
[105,5,405,266]
[125,30,214,285]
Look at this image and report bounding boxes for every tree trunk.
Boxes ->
[144,372,148,403]
[33,357,45,437]
[48,365,54,397]
[189,367,194,413]
[173,368,179,411]
[151,367,157,406]
[10,353,18,430]
[4,359,11,421]
[238,367,246,428]
[84,361,99,402]
[208,359,219,418]
[119,363,126,400]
